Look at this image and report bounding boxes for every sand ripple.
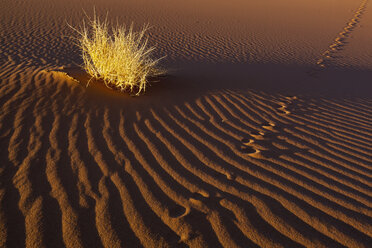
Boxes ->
[0,66,371,247]
[1,0,372,247]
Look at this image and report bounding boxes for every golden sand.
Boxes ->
[0,0,371,247]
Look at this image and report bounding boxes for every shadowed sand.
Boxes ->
[1,0,372,247]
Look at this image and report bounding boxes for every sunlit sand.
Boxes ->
[0,0,371,247]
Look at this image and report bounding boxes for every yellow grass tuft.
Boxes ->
[70,12,165,95]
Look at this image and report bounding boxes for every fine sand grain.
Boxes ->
[1,0,371,247]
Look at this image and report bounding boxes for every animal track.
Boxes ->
[239,105,300,159]
[262,122,277,132]
[240,125,279,159]
[241,137,254,145]
[169,204,188,218]
[285,96,298,100]
[276,102,291,115]
[240,142,263,158]
[246,148,262,158]
[314,0,369,69]
[274,96,309,115]
[240,145,256,154]
[249,130,266,139]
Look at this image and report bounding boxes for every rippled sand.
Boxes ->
[1,0,371,247]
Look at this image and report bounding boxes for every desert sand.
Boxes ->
[0,0,372,247]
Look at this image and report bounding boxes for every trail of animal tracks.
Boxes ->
[315,0,370,69]
[1,0,371,247]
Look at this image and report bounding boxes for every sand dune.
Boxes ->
[1,0,372,247]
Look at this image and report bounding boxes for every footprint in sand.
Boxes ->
[190,192,209,201]
[240,145,256,154]
[277,104,291,115]
[240,136,264,159]
[241,137,254,145]
[240,121,286,158]
[246,148,262,158]
[169,204,188,218]
[188,192,228,212]
[313,0,368,70]
[285,96,298,100]
[283,96,312,114]
[278,98,295,113]
[262,122,277,132]
[276,96,303,114]
[248,130,266,139]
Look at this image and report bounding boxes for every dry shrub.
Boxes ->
[70,12,165,95]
